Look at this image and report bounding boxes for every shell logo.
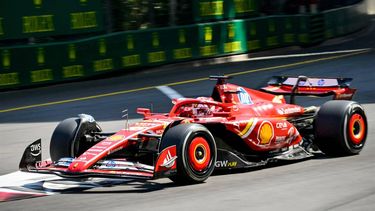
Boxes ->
[257,121,274,145]
[108,135,125,142]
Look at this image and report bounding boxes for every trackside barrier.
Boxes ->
[323,2,369,39]
[225,0,260,19]
[245,17,265,51]
[0,2,369,90]
[280,16,299,46]
[197,21,247,57]
[220,20,247,55]
[193,0,226,22]
[265,17,283,49]
[193,0,260,22]
[0,0,105,41]
[297,15,310,45]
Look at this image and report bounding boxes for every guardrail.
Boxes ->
[0,2,368,90]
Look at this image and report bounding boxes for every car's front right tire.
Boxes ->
[50,117,101,162]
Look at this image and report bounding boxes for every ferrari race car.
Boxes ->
[20,76,368,184]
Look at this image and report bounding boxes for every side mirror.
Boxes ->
[137,108,151,116]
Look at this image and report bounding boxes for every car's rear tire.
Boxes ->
[315,100,367,156]
[50,117,101,162]
[160,124,217,184]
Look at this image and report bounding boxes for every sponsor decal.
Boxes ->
[276,122,288,129]
[253,104,274,112]
[161,150,176,168]
[100,141,112,145]
[78,157,87,161]
[58,157,74,162]
[335,93,353,100]
[108,135,125,142]
[237,87,253,105]
[215,160,237,168]
[105,160,117,168]
[35,160,50,168]
[317,79,325,86]
[257,121,274,145]
[285,127,299,143]
[298,81,306,86]
[87,149,104,152]
[275,136,286,144]
[82,152,97,156]
[135,122,157,127]
[277,107,302,115]
[107,147,123,155]
[287,127,295,142]
[155,145,177,173]
[129,126,145,130]
[92,146,108,149]
[30,143,41,157]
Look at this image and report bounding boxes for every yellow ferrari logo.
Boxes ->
[108,135,125,142]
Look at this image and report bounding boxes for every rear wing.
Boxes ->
[260,76,356,103]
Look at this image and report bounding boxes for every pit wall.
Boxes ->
[0,2,369,90]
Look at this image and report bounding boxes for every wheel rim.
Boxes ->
[348,113,366,145]
[188,137,211,172]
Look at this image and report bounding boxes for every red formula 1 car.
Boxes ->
[20,76,368,184]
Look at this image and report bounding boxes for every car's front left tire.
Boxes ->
[160,123,217,184]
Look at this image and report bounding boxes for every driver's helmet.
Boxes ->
[178,103,212,117]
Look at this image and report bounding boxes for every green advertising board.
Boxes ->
[193,0,225,22]
[221,20,247,54]
[0,0,105,41]
[297,15,310,45]
[139,28,172,66]
[167,26,199,62]
[245,17,283,51]
[117,32,144,69]
[245,18,264,51]
[0,1,370,90]
[280,16,298,46]
[59,42,89,81]
[198,22,222,57]
[265,17,282,48]
[226,0,259,19]
[193,0,260,22]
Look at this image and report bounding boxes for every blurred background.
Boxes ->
[0,0,372,90]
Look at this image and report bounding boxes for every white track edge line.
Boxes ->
[156,86,184,99]
[245,48,371,61]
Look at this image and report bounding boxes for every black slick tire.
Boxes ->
[160,123,217,184]
[315,100,367,156]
